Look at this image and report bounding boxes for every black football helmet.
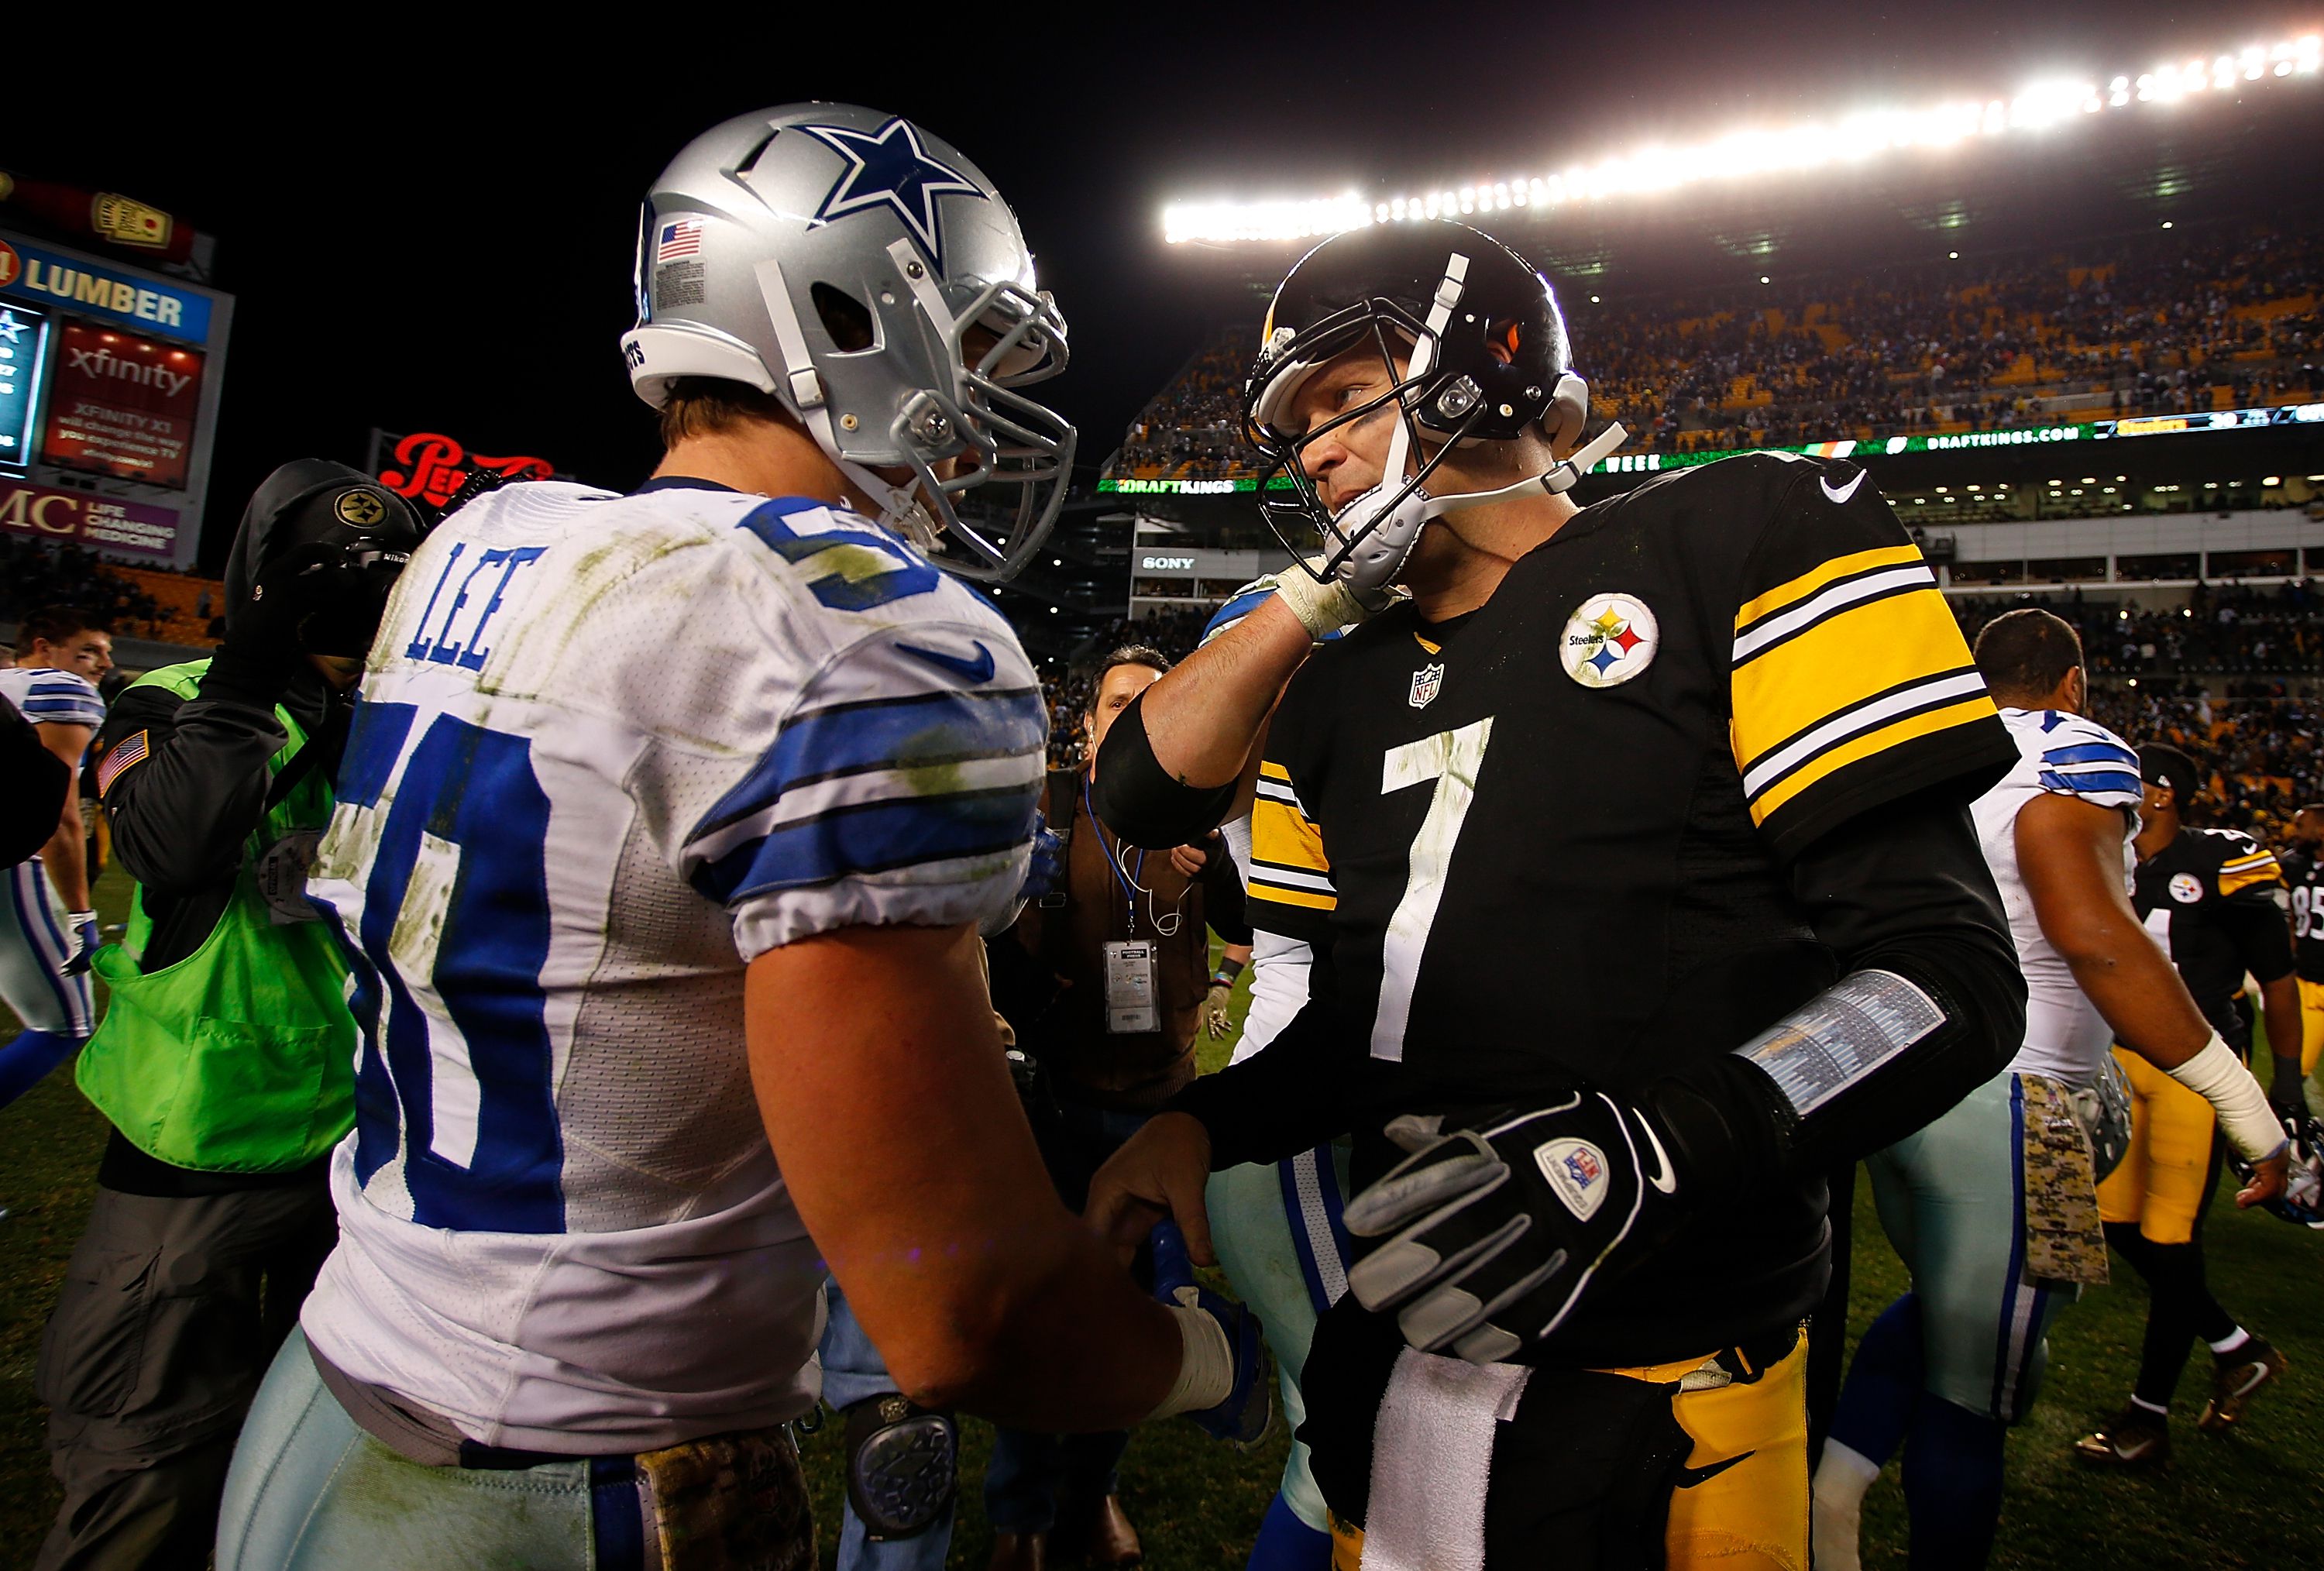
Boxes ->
[224,459,430,660]
[1243,219,1624,591]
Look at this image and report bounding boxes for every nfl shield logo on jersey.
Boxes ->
[1409,662,1444,708]
[1561,593,1659,689]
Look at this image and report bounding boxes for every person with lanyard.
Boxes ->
[982,642,1251,1571]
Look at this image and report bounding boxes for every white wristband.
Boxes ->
[1146,1294,1233,1420]
[2164,1034,2289,1165]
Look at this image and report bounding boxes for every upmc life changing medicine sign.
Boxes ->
[0,237,211,344]
[0,478,180,556]
[42,324,205,487]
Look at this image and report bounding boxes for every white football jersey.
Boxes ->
[0,666,105,749]
[300,479,1044,1452]
[1970,706,2143,1085]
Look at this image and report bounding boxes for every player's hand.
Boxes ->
[62,912,101,976]
[1084,1111,1215,1267]
[1170,841,1211,880]
[1343,1092,1686,1364]
[1202,983,1234,1040]
[2235,1146,2291,1208]
[1150,1219,1272,1447]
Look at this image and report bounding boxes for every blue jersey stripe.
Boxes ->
[694,781,1039,903]
[1203,590,1273,645]
[2041,741,2139,768]
[692,686,1047,840]
[2038,768,2143,799]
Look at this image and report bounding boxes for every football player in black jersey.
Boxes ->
[2074,744,2300,1468]
[2287,805,2324,1098]
[1082,219,2027,1569]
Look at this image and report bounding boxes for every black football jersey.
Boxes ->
[2133,827,2295,1045]
[2284,844,2324,985]
[1244,452,2015,1361]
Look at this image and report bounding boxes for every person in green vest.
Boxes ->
[33,460,426,1571]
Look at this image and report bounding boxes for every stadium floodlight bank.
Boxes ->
[1160,36,2322,246]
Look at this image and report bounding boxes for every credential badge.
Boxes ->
[1409,662,1444,708]
[1561,593,1659,688]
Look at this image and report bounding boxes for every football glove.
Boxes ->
[1150,1219,1273,1446]
[62,912,101,977]
[1019,813,1065,905]
[1203,982,1234,1040]
[1343,1092,1687,1365]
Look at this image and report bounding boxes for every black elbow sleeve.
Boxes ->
[1091,693,1238,850]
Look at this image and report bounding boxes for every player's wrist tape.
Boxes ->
[2166,1033,2288,1164]
[1147,1299,1235,1419]
[1271,566,1384,640]
[1210,958,1243,987]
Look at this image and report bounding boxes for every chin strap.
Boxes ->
[1420,421,1631,520]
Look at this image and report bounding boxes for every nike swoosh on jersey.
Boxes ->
[896,640,996,684]
[1674,1450,1755,1489]
[1820,471,1867,507]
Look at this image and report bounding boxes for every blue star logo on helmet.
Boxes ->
[799,116,986,274]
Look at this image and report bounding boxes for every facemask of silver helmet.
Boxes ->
[621,105,1075,581]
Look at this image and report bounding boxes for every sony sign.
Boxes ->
[1140,554,1198,572]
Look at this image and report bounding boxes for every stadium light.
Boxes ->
[1161,32,2324,243]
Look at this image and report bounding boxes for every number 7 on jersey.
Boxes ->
[1373,717,1494,1062]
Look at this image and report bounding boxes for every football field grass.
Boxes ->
[1,875,2317,1567]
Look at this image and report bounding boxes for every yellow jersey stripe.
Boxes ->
[1749,697,1996,825]
[2219,865,2282,896]
[1252,796,1332,880]
[1734,544,1925,634]
[2219,852,2278,872]
[1732,589,1982,776]
[1248,881,1337,913]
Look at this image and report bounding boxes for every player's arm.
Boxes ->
[2016,793,2288,1195]
[97,667,287,896]
[1095,594,1322,849]
[32,719,95,910]
[750,923,1202,1425]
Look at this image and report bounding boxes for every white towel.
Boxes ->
[1360,1347,1533,1571]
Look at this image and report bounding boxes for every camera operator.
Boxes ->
[33,461,425,1571]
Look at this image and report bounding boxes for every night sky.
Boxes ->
[12,1,2304,566]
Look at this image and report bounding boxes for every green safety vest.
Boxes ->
[76,660,357,1173]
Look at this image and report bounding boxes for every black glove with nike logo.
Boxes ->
[1342,1091,1690,1365]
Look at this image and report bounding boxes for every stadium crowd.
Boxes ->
[1109,219,2323,481]
[0,538,177,645]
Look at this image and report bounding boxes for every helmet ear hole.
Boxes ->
[1538,372,1590,452]
[811,282,877,352]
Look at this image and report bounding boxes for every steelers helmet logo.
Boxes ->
[335,487,389,528]
[1561,593,1659,688]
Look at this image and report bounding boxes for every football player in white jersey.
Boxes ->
[217,105,1262,1571]
[1813,609,2287,1570]
[0,607,111,1109]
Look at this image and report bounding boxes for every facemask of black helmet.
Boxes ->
[223,459,429,662]
[1243,221,1628,596]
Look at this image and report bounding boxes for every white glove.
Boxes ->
[1269,560,1397,640]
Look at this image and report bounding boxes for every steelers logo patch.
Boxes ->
[2168,871,2204,905]
[1560,593,1659,688]
[335,487,389,528]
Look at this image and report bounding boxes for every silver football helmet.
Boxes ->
[622,105,1075,580]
